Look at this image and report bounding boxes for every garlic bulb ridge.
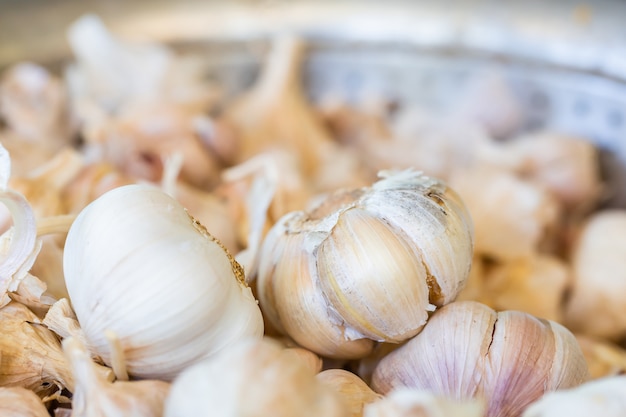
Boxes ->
[256,170,474,359]
[63,184,264,380]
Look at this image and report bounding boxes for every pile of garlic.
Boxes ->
[0,12,625,417]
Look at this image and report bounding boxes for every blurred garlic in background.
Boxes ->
[449,165,560,261]
[575,334,626,379]
[364,388,485,417]
[0,386,52,417]
[521,376,626,417]
[317,369,382,417]
[164,338,348,417]
[565,210,626,340]
[457,254,570,323]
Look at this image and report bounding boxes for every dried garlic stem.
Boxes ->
[36,214,76,237]
[105,330,129,381]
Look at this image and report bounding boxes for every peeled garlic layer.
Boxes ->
[164,338,348,417]
[63,184,264,380]
[256,170,474,359]
[371,301,589,417]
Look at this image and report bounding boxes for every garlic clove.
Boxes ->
[371,301,589,417]
[164,337,348,417]
[256,170,473,359]
[521,375,626,417]
[0,386,51,417]
[364,387,485,417]
[63,184,264,380]
[317,369,382,417]
[63,337,171,417]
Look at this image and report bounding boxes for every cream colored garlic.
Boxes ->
[449,165,560,261]
[457,254,570,322]
[164,338,348,417]
[317,369,382,417]
[364,387,485,417]
[63,184,264,380]
[492,131,602,209]
[564,210,626,340]
[256,170,474,359]
[63,337,170,417]
[575,334,626,379]
[0,386,51,417]
[371,301,589,417]
[522,376,626,417]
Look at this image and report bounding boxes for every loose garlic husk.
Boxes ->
[371,301,589,417]
[364,387,485,417]
[63,184,264,380]
[63,337,171,417]
[521,376,626,417]
[0,301,75,398]
[164,338,348,417]
[317,369,382,417]
[0,386,51,417]
[575,334,626,379]
[256,170,473,359]
[564,210,626,340]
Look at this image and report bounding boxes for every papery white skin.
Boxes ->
[522,376,626,417]
[63,184,264,380]
[364,387,485,417]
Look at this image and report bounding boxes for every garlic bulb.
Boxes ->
[371,301,589,417]
[256,170,474,359]
[63,337,171,417]
[164,338,348,417]
[364,388,485,417]
[564,210,626,340]
[63,184,264,380]
[317,369,382,417]
[0,386,51,417]
[522,376,626,417]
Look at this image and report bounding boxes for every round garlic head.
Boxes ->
[63,184,264,380]
[256,170,474,359]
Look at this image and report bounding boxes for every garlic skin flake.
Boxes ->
[371,301,589,417]
[256,170,474,359]
[63,184,264,380]
[164,338,348,417]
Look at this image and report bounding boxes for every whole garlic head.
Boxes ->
[63,184,264,380]
[256,170,474,359]
[371,301,589,417]
[164,337,348,417]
